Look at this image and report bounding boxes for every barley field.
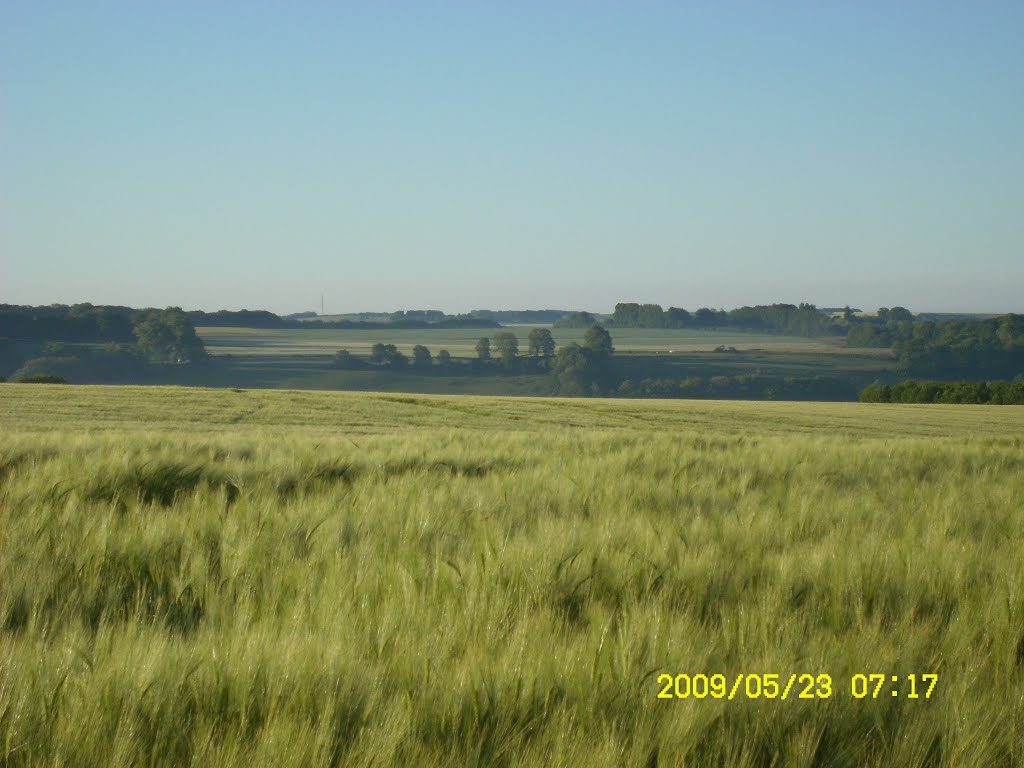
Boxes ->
[1,385,1023,767]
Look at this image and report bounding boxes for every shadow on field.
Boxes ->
[0,448,58,480]
[79,456,524,507]
[86,462,241,509]
[276,457,520,497]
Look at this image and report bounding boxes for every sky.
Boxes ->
[2,1,1022,315]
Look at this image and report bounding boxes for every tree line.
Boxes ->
[333,324,617,396]
[616,374,856,401]
[468,309,573,324]
[844,311,1024,378]
[859,378,1024,404]
[0,303,138,343]
[1,305,207,383]
[592,302,844,337]
[335,328,562,372]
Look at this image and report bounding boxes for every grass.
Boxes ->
[2,384,1024,766]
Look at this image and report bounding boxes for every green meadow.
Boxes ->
[2,385,1023,766]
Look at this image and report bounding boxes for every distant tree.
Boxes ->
[492,332,519,369]
[437,349,452,367]
[637,303,665,328]
[412,344,432,369]
[370,343,389,366]
[370,343,404,367]
[475,337,491,362]
[887,306,914,325]
[11,355,82,383]
[997,314,1024,349]
[665,307,691,328]
[132,313,175,362]
[527,328,556,363]
[583,324,614,358]
[548,324,616,396]
[132,307,206,363]
[551,343,591,396]
[16,374,69,384]
[612,303,641,326]
[846,323,892,348]
[693,308,719,327]
[553,311,597,329]
[551,333,620,395]
[859,381,892,403]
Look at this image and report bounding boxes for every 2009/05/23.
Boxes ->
[656,673,939,701]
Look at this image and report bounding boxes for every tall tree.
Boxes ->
[132,308,206,363]
[887,306,914,325]
[637,303,665,328]
[370,343,401,366]
[553,311,597,329]
[583,324,614,358]
[412,345,432,368]
[693,308,720,327]
[612,303,640,326]
[665,307,691,328]
[475,337,491,362]
[527,328,556,362]
[492,332,519,369]
[551,343,591,396]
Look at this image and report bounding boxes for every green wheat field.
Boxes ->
[2,384,1023,767]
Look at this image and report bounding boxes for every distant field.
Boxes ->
[3,384,1023,767]
[5,384,1014,437]
[185,326,893,396]
[197,326,496,357]
[196,326,853,358]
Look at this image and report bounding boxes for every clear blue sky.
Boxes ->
[3,2,1022,315]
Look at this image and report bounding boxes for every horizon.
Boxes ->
[4,3,1022,314]
[2,297,1015,319]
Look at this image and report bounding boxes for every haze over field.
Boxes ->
[3,3,1023,314]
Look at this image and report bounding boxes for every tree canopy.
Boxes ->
[475,337,491,362]
[492,332,519,369]
[132,308,207,364]
[606,301,841,337]
[552,325,616,395]
[370,343,407,368]
[412,345,432,368]
[527,328,556,362]
[583,324,614,358]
